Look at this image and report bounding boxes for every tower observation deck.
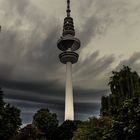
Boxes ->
[57,0,81,121]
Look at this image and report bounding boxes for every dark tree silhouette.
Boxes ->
[0,88,21,140]
[101,66,140,115]
[33,108,59,140]
[52,120,82,140]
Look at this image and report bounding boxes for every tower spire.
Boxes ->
[62,0,75,36]
[67,0,71,17]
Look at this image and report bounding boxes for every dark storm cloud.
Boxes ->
[4,98,64,113]
[1,0,60,60]
[74,51,115,80]
[3,84,64,105]
[3,86,107,109]
[5,96,101,115]
[75,102,100,114]
[1,79,61,95]
[0,11,61,82]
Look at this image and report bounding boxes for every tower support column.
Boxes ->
[65,61,74,120]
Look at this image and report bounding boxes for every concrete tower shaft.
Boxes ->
[65,61,74,120]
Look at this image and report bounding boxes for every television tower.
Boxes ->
[57,0,81,120]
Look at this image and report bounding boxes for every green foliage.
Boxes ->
[109,66,140,97]
[73,94,140,140]
[52,120,81,140]
[101,66,140,116]
[0,88,21,140]
[33,108,59,139]
[103,96,140,140]
[72,117,112,140]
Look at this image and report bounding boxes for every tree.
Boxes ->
[99,66,140,140]
[108,66,140,98]
[52,120,82,140]
[72,117,112,140]
[101,66,140,115]
[0,88,21,140]
[102,95,140,140]
[33,108,59,140]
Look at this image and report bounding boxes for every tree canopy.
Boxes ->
[0,88,21,140]
[33,108,59,139]
[101,66,140,116]
[52,120,82,140]
[102,96,140,140]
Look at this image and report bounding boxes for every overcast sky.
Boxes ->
[0,0,140,125]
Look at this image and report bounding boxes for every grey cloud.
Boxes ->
[3,0,29,15]
[75,51,114,78]
[72,51,115,89]
[1,80,64,99]
[116,52,140,74]
[74,88,108,102]
[78,15,112,48]
[3,84,107,105]
[75,102,100,114]
[0,14,61,82]
[76,0,138,48]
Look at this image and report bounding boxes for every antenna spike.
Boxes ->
[67,0,71,17]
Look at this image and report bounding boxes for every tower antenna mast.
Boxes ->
[67,0,71,17]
